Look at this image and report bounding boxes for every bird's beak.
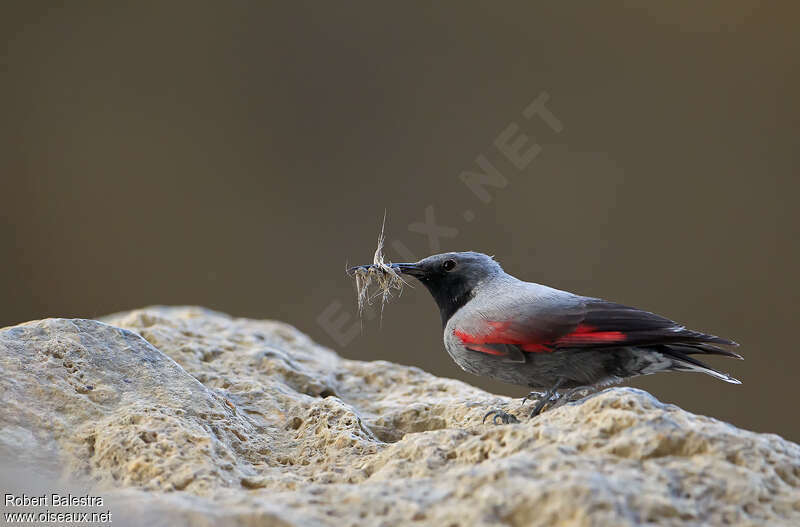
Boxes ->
[391,263,425,277]
[347,262,425,277]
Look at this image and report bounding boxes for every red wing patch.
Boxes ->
[457,341,509,356]
[554,324,626,346]
[454,321,554,355]
[454,322,627,356]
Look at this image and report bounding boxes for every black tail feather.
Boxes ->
[657,345,742,384]
[678,329,739,348]
[665,342,744,360]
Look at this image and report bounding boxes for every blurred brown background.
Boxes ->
[2,2,798,439]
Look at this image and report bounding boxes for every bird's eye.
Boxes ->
[442,259,457,272]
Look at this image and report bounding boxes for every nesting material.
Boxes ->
[349,217,410,317]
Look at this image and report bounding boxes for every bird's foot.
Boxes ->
[521,391,561,416]
[520,391,546,406]
[482,409,520,425]
[527,378,567,418]
[548,385,597,410]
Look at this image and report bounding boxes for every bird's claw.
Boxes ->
[521,390,560,409]
[548,386,596,410]
[520,391,544,406]
[482,409,520,425]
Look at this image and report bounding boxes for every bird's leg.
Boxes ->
[529,378,565,417]
[482,409,520,425]
[520,390,546,407]
[548,385,597,410]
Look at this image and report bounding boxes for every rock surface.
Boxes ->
[0,306,798,526]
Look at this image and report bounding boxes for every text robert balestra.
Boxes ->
[5,493,104,507]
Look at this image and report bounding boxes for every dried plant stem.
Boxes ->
[350,213,409,319]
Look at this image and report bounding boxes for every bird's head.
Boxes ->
[393,251,503,324]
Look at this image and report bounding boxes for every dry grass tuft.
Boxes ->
[348,214,410,318]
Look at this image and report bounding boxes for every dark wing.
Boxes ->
[564,298,740,355]
[454,288,739,360]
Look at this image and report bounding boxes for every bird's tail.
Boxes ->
[660,346,742,384]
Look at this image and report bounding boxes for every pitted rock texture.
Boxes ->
[0,306,798,526]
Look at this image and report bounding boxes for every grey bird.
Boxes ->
[351,251,741,423]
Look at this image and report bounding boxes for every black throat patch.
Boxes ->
[419,279,474,326]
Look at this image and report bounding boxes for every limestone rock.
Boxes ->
[0,306,798,526]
